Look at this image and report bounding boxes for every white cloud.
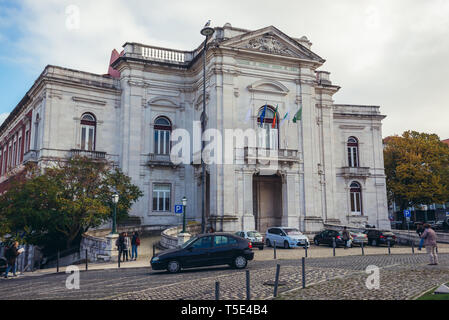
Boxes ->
[4,0,449,138]
[0,113,10,126]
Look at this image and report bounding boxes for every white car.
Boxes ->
[265,227,310,249]
[235,230,265,250]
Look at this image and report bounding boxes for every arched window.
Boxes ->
[347,137,359,167]
[350,182,362,215]
[80,113,96,151]
[257,106,278,149]
[154,117,172,155]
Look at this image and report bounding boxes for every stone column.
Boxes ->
[242,170,255,230]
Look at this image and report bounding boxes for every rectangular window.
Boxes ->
[152,184,171,212]
[18,137,22,163]
[25,130,29,153]
[155,130,170,155]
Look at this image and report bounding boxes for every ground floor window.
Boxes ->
[350,182,362,215]
[152,183,171,212]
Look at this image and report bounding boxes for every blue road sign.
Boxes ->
[404,210,411,218]
[175,205,183,214]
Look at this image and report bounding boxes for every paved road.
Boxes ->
[1,253,447,300]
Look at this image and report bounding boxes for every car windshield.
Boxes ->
[181,236,198,249]
[248,231,262,237]
[284,228,302,236]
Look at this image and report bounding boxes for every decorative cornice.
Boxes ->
[72,96,107,106]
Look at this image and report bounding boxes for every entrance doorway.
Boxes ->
[253,174,282,232]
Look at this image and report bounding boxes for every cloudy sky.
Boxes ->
[1,0,448,138]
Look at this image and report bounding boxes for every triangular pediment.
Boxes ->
[220,26,325,63]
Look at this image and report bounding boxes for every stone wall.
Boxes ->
[160,223,202,249]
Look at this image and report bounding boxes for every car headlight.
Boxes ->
[152,257,159,262]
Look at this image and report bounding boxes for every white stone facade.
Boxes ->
[0,24,390,233]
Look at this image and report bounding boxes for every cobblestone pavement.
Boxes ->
[0,253,447,300]
[278,263,449,300]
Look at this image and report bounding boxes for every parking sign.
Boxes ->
[175,205,183,214]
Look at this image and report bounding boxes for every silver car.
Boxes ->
[235,230,265,250]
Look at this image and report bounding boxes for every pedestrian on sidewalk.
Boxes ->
[131,232,140,261]
[116,232,125,262]
[123,232,130,262]
[4,241,22,278]
[342,227,350,250]
[421,223,438,265]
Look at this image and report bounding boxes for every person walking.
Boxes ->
[131,232,140,261]
[342,227,351,250]
[421,223,438,265]
[123,232,130,262]
[416,223,424,237]
[116,232,125,262]
[4,241,22,279]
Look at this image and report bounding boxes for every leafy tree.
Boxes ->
[0,157,142,252]
[384,131,449,212]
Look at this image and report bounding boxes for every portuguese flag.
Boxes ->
[293,105,302,123]
[272,105,278,128]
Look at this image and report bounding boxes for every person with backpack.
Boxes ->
[131,232,140,261]
[4,241,22,279]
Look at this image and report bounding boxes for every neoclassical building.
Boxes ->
[0,24,390,233]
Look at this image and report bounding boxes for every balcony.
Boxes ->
[70,149,106,160]
[340,166,371,178]
[23,150,39,164]
[147,153,178,168]
[244,147,300,165]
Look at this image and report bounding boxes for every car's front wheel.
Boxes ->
[266,239,271,247]
[233,256,248,269]
[314,239,320,246]
[284,241,290,249]
[258,246,264,251]
[167,260,181,273]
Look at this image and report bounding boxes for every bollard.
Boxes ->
[302,257,306,289]
[273,241,277,260]
[333,238,336,257]
[436,246,438,254]
[215,281,220,300]
[412,241,415,254]
[118,253,121,268]
[361,241,365,256]
[273,264,281,297]
[387,241,391,255]
[246,270,251,300]
[153,244,156,257]
[57,251,60,273]
[85,249,88,271]
[304,243,308,258]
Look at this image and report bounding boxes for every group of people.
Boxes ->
[2,241,23,279]
[116,232,140,262]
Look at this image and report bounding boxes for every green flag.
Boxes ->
[293,106,302,123]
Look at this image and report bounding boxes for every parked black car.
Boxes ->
[313,230,346,247]
[150,233,254,273]
[364,230,396,246]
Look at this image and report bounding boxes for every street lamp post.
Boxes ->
[111,193,119,234]
[200,22,215,234]
[182,196,187,234]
